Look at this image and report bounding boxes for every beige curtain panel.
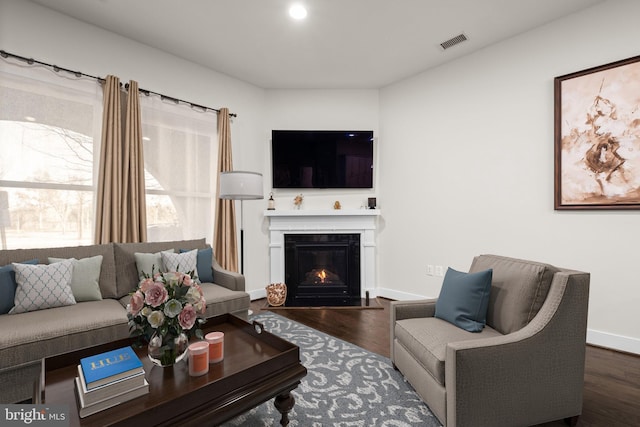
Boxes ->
[95,76,147,244]
[121,80,147,243]
[95,75,123,244]
[214,108,238,272]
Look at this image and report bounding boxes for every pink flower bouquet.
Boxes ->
[127,269,207,346]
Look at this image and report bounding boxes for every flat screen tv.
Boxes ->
[271,130,374,189]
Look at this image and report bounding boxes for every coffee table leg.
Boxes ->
[274,391,295,426]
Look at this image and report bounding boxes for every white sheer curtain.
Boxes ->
[139,94,218,242]
[0,60,103,249]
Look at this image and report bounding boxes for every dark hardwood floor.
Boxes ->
[251,297,640,427]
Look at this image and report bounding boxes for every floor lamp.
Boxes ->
[218,171,264,274]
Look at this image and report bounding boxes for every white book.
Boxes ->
[77,365,146,405]
[74,376,149,418]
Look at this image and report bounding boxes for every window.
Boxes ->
[0,59,218,250]
[139,95,218,242]
[0,63,102,249]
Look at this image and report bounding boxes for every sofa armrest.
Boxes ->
[390,299,437,322]
[390,299,437,362]
[444,271,589,427]
[211,258,246,292]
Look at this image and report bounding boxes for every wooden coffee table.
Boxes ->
[34,314,307,426]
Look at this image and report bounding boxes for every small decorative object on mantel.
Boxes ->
[127,270,207,367]
[293,194,304,209]
[333,201,341,210]
[268,192,275,210]
[266,283,287,307]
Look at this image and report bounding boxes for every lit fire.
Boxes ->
[305,268,341,285]
[317,269,327,283]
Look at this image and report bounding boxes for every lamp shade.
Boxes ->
[219,171,264,200]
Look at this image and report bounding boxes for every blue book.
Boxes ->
[80,346,144,390]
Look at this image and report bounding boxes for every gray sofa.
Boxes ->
[0,238,250,404]
[391,254,590,427]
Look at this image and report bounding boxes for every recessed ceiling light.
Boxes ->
[24,116,36,122]
[289,4,307,20]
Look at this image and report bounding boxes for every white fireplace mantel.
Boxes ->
[264,209,380,297]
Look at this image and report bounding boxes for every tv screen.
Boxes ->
[271,130,374,189]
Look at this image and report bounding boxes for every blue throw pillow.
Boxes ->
[180,247,214,283]
[0,259,39,314]
[434,267,493,332]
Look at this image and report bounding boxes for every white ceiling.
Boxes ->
[29,0,604,89]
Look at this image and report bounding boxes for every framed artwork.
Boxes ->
[554,55,640,210]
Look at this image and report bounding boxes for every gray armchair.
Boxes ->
[390,254,590,427]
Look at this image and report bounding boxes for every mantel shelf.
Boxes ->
[264,209,380,217]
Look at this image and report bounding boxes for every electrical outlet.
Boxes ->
[427,265,434,276]
[435,265,444,277]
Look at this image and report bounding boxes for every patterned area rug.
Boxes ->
[222,311,441,427]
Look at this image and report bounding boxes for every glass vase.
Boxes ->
[148,331,189,367]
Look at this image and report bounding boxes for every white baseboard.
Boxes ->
[375,287,434,301]
[587,329,640,355]
[249,288,267,301]
[249,287,640,356]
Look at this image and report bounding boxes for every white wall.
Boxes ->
[379,0,640,354]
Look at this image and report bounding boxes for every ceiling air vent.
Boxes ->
[440,33,468,50]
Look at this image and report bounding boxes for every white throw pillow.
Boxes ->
[49,255,103,302]
[10,260,76,314]
[161,249,199,279]
[134,250,175,279]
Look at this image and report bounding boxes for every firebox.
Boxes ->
[284,233,361,306]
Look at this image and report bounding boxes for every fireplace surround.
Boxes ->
[265,209,380,306]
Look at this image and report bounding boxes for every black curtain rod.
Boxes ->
[122,83,233,116]
[0,49,236,117]
[1,49,103,81]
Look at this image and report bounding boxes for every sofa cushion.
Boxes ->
[435,267,492,332]
[395,317,503,386]
[199,283,250,318]
[0,244,118,299]
[0,259,38,314]
[0,299,130,370]
[469,254,558,335]
[10,260,76,314]
[162,249,198,279]
[180,247,214,283]
[134,250,174,278]
[113,239,208,298]
[49,256,103,302]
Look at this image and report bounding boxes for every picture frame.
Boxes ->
[554,54,640,210]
